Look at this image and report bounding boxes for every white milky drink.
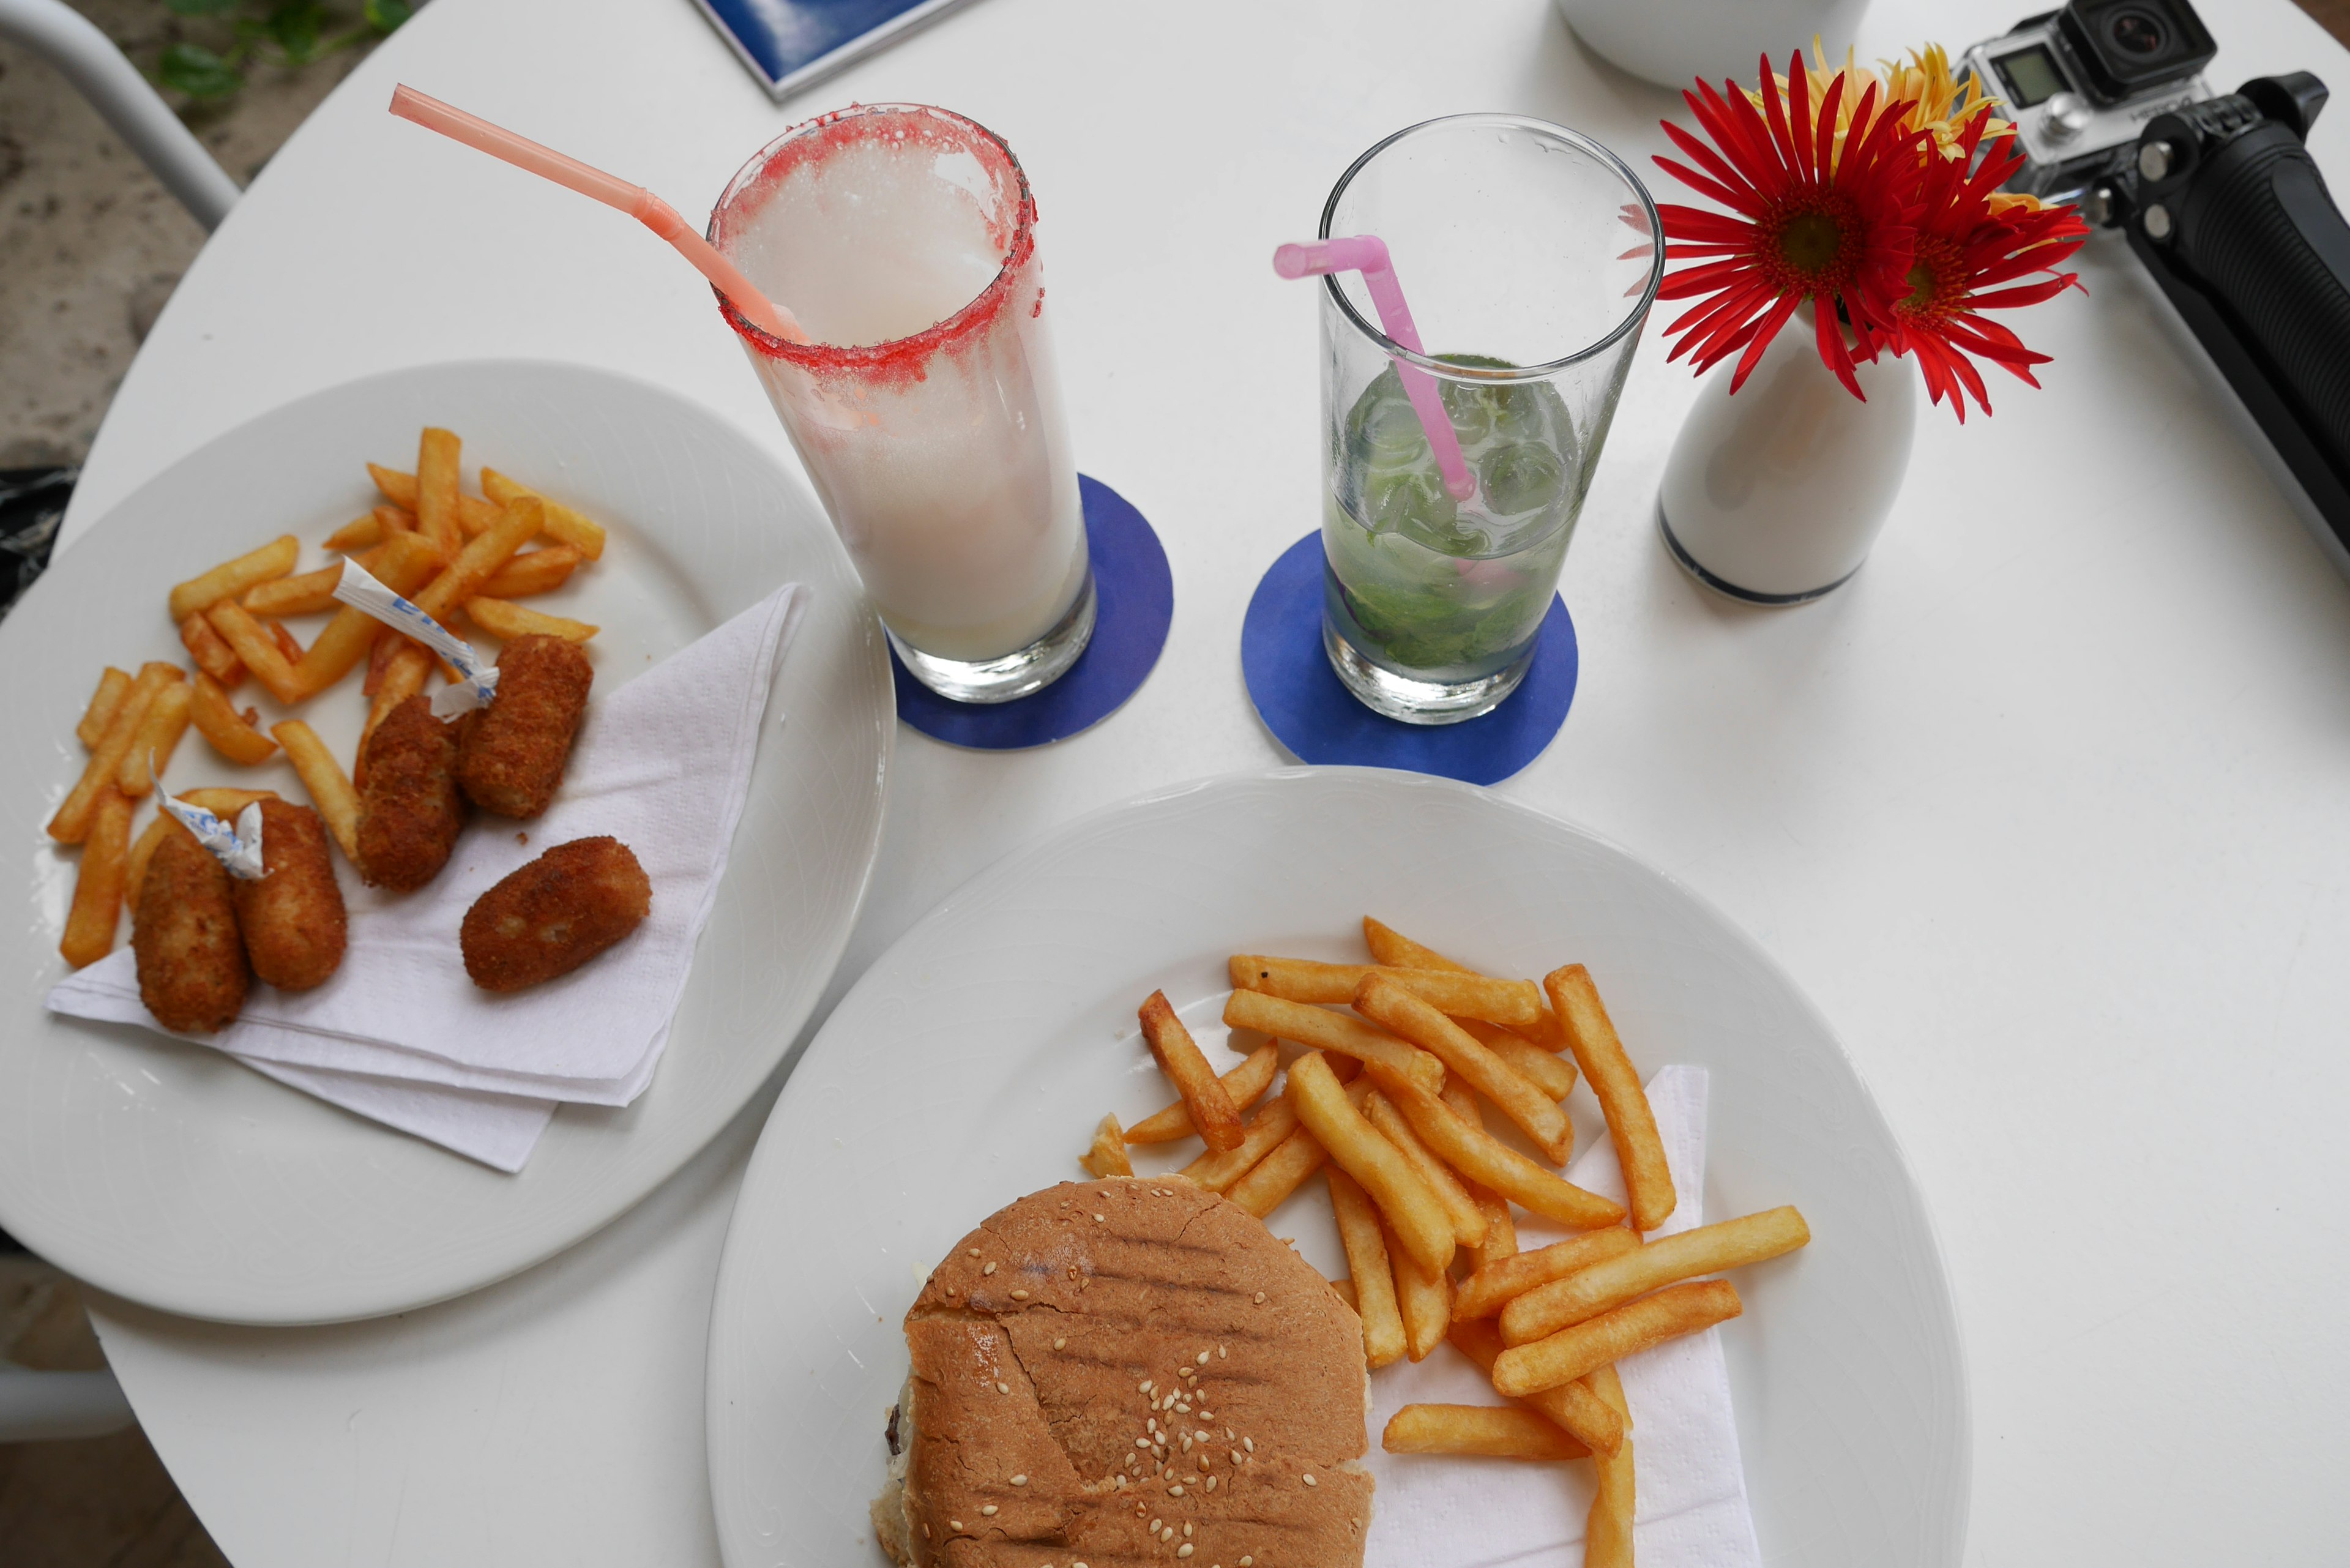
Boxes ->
[711,105,1092,698]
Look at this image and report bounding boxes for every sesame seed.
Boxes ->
[1242,1558,1255,1566]
[1150,1518,1162,1533]
[1302,1474,1317,1487]
[1054,1337,1067,1350]
[1202,1411,1215,1420]
[1011,1290,1029,1300]
[950,1521,963,1531]
[1135,1438,1151,1449]
[1140,1381,1154,1394]
[1184,1523,1195,1538]
[1196,1351,1211,1365]
[1011,1474,1028,1486]
[1094,1214,1106,1222]
[1225,1428,1233,1440]
[1169,1484,1186,1496]
[945,1287,957,1297]
[1230,1449,1242,1464]
[1160,1526,1174,1541]
[1253,1292,1266,1303]
[1178,1547,1195,1559]
[997,1382,1010,1394]
[1217,1346,1227,1359]
[1206,1476,1219,1491]
[982,1505,999,1516]
[968,1249,980,1258]
[1182,1435,1193,1452]
[983,1262,998,1275]
[1243,1438,1255,1452]
[1198,1455,1210,1472]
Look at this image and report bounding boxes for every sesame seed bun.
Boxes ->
[872,1177,1372,1567]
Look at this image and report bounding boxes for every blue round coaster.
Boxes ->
[1240,531,1577,786]
[890,475,1173,749]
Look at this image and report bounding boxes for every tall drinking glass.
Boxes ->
[711,104,1092,704]
[1317,116,1663,723]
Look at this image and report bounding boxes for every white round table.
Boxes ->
[62,0,2350,1562]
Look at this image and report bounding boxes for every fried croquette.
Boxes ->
[356,694,464,891]
[133,830,248,1033]
[230,799,347,990]
[461,836,650,992]
[455,634,592,818]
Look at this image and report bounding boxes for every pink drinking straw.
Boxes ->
[1273,236,1474,501]
[387,84,808,345]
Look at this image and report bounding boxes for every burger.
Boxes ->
[873,1176,1373,1567]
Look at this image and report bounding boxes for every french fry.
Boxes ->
[58,788,133,968]
[1382,1403,1587,1460]
[1327,1167,1405,1369]
[1387,1218,1452,1361]
[1441,1081,1521,1272]
[1138,990,1245,1154]
[1369,1066,1624,1230]
[1492,1279,1742,1395]
[1230,955,1542,1027]
[113,679,192,797]
[270,720,359,862]
[369,462,416,508]
[1225,1125,1328,1218]
[1500,1206,1810,1343]
[464,595,598,643]
[179,787,277,815]
[166,534,298,622]
[1546,965,1676,1233]
[291,532,444,697]
[1286,1051,1453,1275]
[1126,1041,1279,1144]
[178,613,244,687]
[1363,1089,1487,1248]
[482,468,608,558]
[357,643,433,780]
[416,427,463,556]
[1080,1113,1133,1178]
[1461,1020,1578,1100]
[1179,1096,1300,1192]
[188,667,279,766]
[480,545,582,599]
[50,664,173,842]
[204,600,305,706]
[381,502,422,534]
[266,619,305,667]
[414,497,542,622]
[371,468,498,536]
[1449,1318,1624,1457]
[324,513,383,552]
[1364,916,1572,1050]
[1356,974,1573,1164]
[1584,1364,1636,1568]
[76,667,132,749]
[1455,1228,1643,1323]
[125,813,176,908]
[242,562,346,618]
[1221,988,1444,1092]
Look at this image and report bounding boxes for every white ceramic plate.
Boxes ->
[703,769,1966,1567]
[0,360,892,1324]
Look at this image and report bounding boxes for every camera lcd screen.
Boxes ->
[1994,45,2068,108]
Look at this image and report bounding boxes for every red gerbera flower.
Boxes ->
[1862,107,2091,420]
[1653,53,1927,399]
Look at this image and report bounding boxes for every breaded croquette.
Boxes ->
[461,836,650,992]
[230,799,347,990]
[133,829,248,1032]
[356,694,464,891]
[456,634,592,819]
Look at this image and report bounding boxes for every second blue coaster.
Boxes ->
[1241,531,1577,786]
[890,475,1173,749]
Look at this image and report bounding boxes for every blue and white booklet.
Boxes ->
[688,0,985,100]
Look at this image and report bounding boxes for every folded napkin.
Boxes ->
[49,584,808,1172]
[1364,1066,1766,1567]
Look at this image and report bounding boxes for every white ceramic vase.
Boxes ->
[1552,0,1872,90]
[1657,308,1917,604]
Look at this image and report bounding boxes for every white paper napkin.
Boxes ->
[48,583,808,1172]
[1363,1066,1765,1568]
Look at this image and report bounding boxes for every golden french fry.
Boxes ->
[1221,988,1444,1092]
[1438,1081,1522,1272]
[1455,1228,1642,1323]
[356,643,433,783]
[179,613,245,689]
[266,619,304,667]
[1080,1113,1133,1179]
[1370,1066,1624,1230]
[1584,1364,1635,1568]
[1493,1279,1742,1396]
[1387,1217,1452,1361]
[1225,1125,1329,1218]
[204,601,305,706]
[464,595,599,643]
[1449,1318,1625,1458]
[1327,1167,1406,1369]
[76,667,133,749]
[1547,965,1676,1233]
[113,679,192,797]
[414,497,542,622]
[178,786,277,815]
[59,788,133,968]
[1356,974,1573,1163]
[369,462,417,509]
[324,513,382,552]
[480,545,582,599]
[270,720,359,862]
[1179,1096,1300,1192]
[1461,1020,1578,1100]
[242,562,346,618]
[1127,1040,1278,1143]
[1286,1050,1453,1275]
[167,535,298,622]
[50,664,174,842]
[188,673,280,766]
[1139,989,1245,1153]
[1362,1089,1487,1248]
[1501,1206,1808,1343]
[482,468,607,559]
[1382,1403,1587,1460]
[124,812,175,909]
[293,532,444,698]
[1230,955,1541,1027]
[1362,916,1572,1050]
[416,427,463,556]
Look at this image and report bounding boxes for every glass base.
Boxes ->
[1322,616,1534,725]
[888,571,1097,704]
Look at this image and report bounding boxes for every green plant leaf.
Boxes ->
[364,0,412,31]
[265,0,329,62]
[157,42,244,99]
[165,0,242,15]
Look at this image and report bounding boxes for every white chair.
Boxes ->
[0,0,241,230]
